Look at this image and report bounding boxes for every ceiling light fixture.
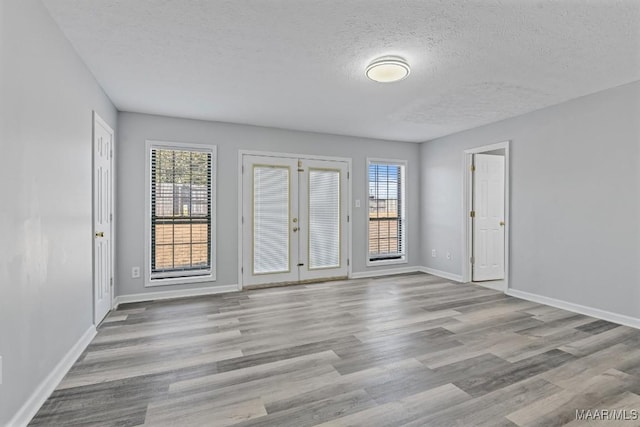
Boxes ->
[366,56,410,83]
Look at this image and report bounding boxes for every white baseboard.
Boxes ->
[506,289,640,330]
[350,266,422,279]
[115,284,240,308]
[9,325,97,427]
[419,267,464,282]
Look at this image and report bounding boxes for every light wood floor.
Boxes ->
[31,273,640,426]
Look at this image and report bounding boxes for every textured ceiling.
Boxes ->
[42,0,640,142]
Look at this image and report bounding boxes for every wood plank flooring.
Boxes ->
[30,273,640,426]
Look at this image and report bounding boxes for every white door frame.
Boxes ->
[93,111,115,324]
[238,150,352,289]
[462,141,510,291]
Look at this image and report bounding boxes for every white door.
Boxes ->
[242,155,300,286]
[472,154,505,281]
[93,113,114,324]
[242,155,349,287]
[298,159,349,281]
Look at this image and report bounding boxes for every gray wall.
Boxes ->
[0,0,117,424]
[420,80,640,318]
[116,112,421,297]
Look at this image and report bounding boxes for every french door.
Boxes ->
[241,154,349,287]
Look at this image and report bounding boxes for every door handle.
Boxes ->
[95,231,104,238]
[499,221,505,227]
[293,227,299,232]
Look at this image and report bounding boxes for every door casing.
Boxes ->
[462,141,510,291]
[238,150,352,289]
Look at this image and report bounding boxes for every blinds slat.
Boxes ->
[309,169,340,269]
[253,166,289,274]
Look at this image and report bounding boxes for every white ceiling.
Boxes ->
[42,0,640,142]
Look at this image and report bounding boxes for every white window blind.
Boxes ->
[150,146,214,280]
[368,161,406,263]
[253,166,290,274]
[308,169,341,269]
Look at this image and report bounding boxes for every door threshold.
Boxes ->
[245,276,348,291]
[473,279,506,292]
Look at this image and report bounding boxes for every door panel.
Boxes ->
[243,156,299,286]
[473,154,505,281]
[242,155,349,287]
[299,160,349,281]
[93,114,113,324]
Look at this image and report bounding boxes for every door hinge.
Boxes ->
[110,277,114,287]
[470,210,476,218]
[297,263,304,267]
[242,216,244,224]
[242,165,244,174]
[470,165,476,172]
[470,257,475,264]
[347,215,350,222]
[241,266,244,274]
[297,160,304,172]
[110,213,113,221]
[347,259,350,266]
[347,171,350,179]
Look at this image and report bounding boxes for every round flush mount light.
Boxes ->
[366,56,410,83]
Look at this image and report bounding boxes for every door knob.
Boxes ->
[293,227,299,232]
[95,231,104,237]
[499,221,505,227]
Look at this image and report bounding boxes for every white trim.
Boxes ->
[237,150,353,289]
[419,267,464,282]
[506,289,640,330]
[9,325,97,427]
[366,157,408,267]
[351,266,420,279]
[462,141,510,287]
[144,140,217,287]
[93,111,115,325]
[114,284,240,308]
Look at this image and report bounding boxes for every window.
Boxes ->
[367,159,406,265]
[146,141,216,285]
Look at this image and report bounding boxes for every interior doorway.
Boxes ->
[239,151,351,288]
[462,141,510,292]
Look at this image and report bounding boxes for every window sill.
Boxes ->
[366,258,408,268]
[145,273,216,288]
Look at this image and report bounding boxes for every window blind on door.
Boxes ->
[308,169,341,269]
[368,161,406,262]
[151,148,212,278]
[253,166,290,274]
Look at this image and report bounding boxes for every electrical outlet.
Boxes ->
[131,267,141,279]
[431,249,437,258]
[446,252,452,260]
[355,199,361,208]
